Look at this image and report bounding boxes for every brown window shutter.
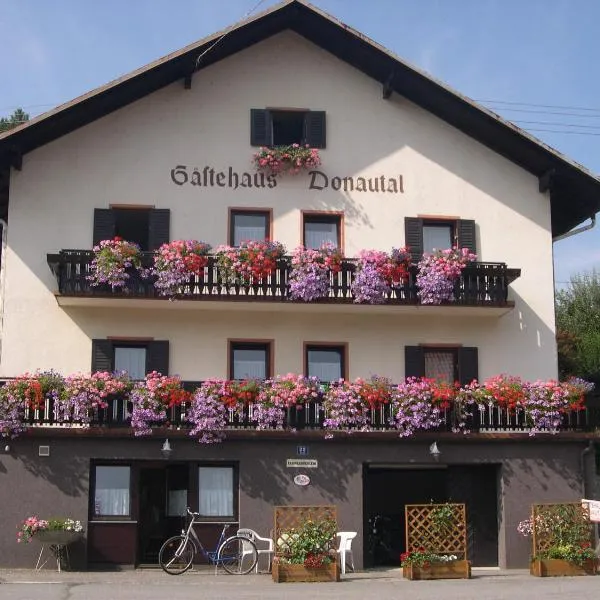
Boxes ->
[404,217,424,264]
[250,109,270,146]
[147,341,170,376]
[304,111,326,149]
[93,209,116,246]
[404,346,425,378]
[458,347,478,385]
[91,339,114,372]
[148,209,170,251]
[457,220,477,255]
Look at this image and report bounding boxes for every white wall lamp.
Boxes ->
[429,442,441,462]
[161,439,173,459]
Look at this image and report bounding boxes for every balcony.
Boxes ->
[47,250,521,316]
[20,389,599,438]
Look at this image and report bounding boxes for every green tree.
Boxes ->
[0,108,29,133]
[555,270,600,382]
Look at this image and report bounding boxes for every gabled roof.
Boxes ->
[1,0,598,236]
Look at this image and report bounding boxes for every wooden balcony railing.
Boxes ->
[47,251,521,307]
[18,388,600,435]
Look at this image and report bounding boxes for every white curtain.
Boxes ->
[308,350,342,382]
[305,222,338,249]
[199,467,233,517]
[94,466,130,516]
[234,215,266,246]
[424,352,454,383]
[114,347,146,380]
[423,225,452,254]
[233,349,266,379]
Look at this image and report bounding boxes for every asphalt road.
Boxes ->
[1,568,600,600]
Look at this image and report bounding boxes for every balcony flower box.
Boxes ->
[530,558,597,577]
[402,559,471,580]
[272,561,340,583]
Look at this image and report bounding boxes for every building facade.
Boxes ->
[0,0,599,571]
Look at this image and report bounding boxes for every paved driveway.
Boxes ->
[1,568,599,600]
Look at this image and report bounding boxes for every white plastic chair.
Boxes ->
[336,531,357,574]
[237,528,274,573]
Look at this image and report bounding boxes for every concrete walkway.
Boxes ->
[0,567,599,600]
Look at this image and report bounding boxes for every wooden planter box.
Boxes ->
[272,561,340,583]
[530,558,597,577]
[403,560,471,580]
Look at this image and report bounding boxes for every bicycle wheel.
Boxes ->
[218,536,258,575]
[158,535,195,575]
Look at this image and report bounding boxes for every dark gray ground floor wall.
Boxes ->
[0,435,591,569]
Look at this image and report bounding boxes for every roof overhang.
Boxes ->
[1,0,598,236]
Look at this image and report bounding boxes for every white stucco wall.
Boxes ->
[1,31,557,380]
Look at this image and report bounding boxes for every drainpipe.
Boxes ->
[580,440,595,499]
[0,218,7,362]
[553,215,596,242]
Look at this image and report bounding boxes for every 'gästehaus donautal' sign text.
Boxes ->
[170,165,405,193]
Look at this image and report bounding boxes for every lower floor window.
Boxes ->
[424,349,457,383]
[198,466,235,518]
[94,465,131,517]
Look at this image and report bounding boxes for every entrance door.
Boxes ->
[363,466,447,567]
[138,464,189,564]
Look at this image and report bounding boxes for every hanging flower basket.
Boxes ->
[87,237,142,290]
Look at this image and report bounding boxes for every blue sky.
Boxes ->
[2,0,599,286]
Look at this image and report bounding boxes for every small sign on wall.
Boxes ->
[286,459,318,468]
[294,474,311,486]
[297,445,309,456]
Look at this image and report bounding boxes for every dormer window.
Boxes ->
[250,109,326,148]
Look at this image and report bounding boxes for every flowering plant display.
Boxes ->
[518,504,596,565]
[254,374,321,430]
[288,243,344,302]
[58,371,132,424]
[88,237,142,290]
[323,380,371,437]
[253,144,321,175]
[391,377,445,437]
[216,240,286,284]
[186,380,233,444]
[356,376,395,408]
[416,247,477,305]
[17,516,83,543]
[149,240,211,297]
[351,248,411,304]
[400,549,458,567]
[130,372,191,436]
[1,370,594,443]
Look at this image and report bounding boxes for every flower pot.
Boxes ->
[403,560,471,580]
[529,558,597,577]
[35,530,82,546]
[272,561,340,583]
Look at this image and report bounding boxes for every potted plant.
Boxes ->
[147,239,211,297]
[401,548,468,580]
[416,247,477,305]
[215,240,286,286]
[272,512,339,582]
[87,236,142,290]
[17,516,84,545]
[520,503,597,576]
[288,243,343,302]
[253,144,321,175]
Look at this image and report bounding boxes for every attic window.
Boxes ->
[250,109,326,148]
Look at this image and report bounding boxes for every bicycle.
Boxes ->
[158,508,258,575]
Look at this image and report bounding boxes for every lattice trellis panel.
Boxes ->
[274,505,337,558]
[531,502,593,556]
[405,503,468,559]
